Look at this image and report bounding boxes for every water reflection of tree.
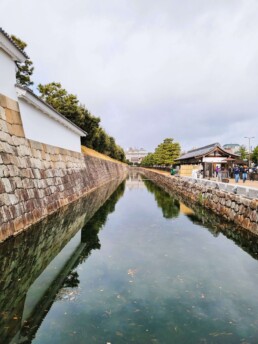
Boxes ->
[79,180,125,263]
[62,271,80,288]
[173,190,258,260]
[143,175,258,260]
[143,179,180,219]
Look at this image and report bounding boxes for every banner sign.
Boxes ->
[203,157,226,163]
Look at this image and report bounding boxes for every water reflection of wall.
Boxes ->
[0,179,125,344]
[141,174,258,261]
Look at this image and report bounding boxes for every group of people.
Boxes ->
[214,164,257,183]
[233,165,257,183]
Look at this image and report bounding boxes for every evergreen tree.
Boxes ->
[11,35,34,87]
[153,138,180,166]
[38,82,83,124]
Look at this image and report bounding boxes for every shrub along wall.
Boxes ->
[140,168,258,235]
[0,94,128,242]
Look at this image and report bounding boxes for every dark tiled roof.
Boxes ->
[16,84,87,135]
[177,143,221,160]
[0,28,29,59]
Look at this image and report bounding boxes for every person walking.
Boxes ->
[249,167,255,181]
[217,168,222,182]
[242,165,248,183]
[233,165,240,183]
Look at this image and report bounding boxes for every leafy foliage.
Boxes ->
[141,138,181,167]
[251,146,258,164]
[11,35,34,87]
[143,179,180,218]
[140,153,155,167]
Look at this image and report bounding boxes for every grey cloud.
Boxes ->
[0,0,257,152]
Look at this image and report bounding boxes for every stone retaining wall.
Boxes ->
[140,168,258,235]
[0,94,128,241]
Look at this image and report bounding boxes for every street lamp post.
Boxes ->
[244,136,255,167]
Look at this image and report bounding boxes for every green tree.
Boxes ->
[38,82,84,124]
[80,106,100,149]
[251,146,258,164]
[38,82,125,161]
[38,82,102,149]
[239,145,248,160]
[153,138,181,166]
[141,153,155,166]
[11,35,34,87]
[92,128,109,153]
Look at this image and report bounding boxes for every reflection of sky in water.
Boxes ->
[33,181,258,343]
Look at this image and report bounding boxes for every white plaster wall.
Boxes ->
[19,99,82,152]
[0,49,18,100]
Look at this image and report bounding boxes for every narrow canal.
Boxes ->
[2,172,258,343]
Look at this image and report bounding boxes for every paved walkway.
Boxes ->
[144,169,258,190]
[209,178,258,189]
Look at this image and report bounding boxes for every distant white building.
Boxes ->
[223,144,240,155]
[125,148,149,164]
[0,28,86,153]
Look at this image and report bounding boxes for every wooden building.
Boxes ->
[175,143,239,178]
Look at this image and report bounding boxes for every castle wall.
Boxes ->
[0,94,128,242]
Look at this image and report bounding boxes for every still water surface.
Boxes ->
[2,173,258,343]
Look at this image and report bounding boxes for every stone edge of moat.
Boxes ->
[139,168,258,235]
[180,176,258,199]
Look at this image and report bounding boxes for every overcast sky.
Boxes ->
[1,0,257,152]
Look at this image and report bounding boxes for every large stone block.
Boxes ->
[248,188,258,199]
[1,178,13,193]
[0,94,19,111]
[0,106,6,121]
[13,215,26,233]
[0,119,8,133]
[237,186,248,197]
[10,124,25,137]
[0,131,13,145]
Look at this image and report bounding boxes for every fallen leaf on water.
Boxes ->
[128,269,137,277]
[116,331,123,337]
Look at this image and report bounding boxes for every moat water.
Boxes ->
[2,172,258,343]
